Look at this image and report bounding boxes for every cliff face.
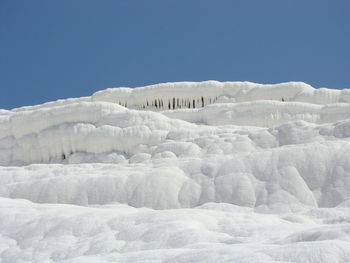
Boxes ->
[1,81,350,262]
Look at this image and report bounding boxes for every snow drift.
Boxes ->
[1,81,350,262]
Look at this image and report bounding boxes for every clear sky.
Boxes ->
[1,0,349,109]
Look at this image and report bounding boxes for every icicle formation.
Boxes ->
[116,95,218,111]
[92,81,350,112]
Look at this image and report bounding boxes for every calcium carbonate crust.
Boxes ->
[1,81,350,263]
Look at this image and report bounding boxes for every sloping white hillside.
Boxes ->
[1,81,350,263]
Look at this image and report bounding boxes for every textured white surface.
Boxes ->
[1,81,350,262]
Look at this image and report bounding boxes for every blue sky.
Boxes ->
[1,0,349,109]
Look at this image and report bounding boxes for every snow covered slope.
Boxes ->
[1,81,350,262]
